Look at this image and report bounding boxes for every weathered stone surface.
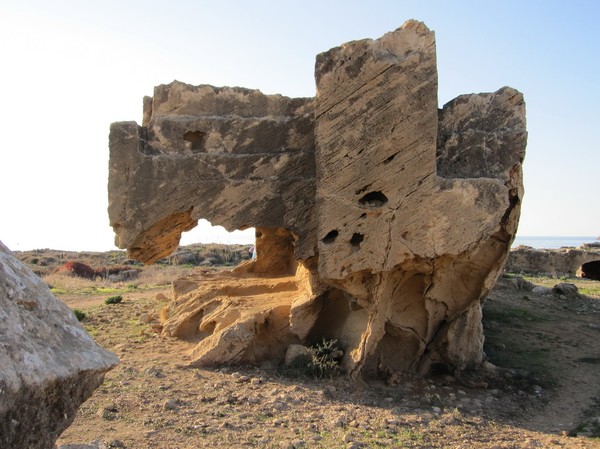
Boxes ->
[507,245,600,279]
[108,20,526,378]
[0,241,118,449]
[552,282,579,299]
[313,21,525,376]
[109,84,316,264]
[161,265,316,366]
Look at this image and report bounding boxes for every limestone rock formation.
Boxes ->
[507,245,600,279]
[108,84,316,264]
[109,20,527,378]
[0,242,118,449]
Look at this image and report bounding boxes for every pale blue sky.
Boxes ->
[0,0,598,251]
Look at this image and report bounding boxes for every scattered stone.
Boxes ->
[163,398,179,411]
[333,416,347,428]
[149,323,163,333]
[348,419,360,428]
[58,444,106,449]
[347,443,366,449]
[145,367,165,378]
[384,418,403,427]
[99,408,116,421]
[284,344,312,366]
[552,283,579,299]
[290,439,306,448]
[139,313,153,324]
[156,293,170,302]
[532,286,553,295]
[103,403,118,413]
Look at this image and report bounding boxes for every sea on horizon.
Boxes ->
[512,236,598,249]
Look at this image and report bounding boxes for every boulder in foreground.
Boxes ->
[0,241,118,449]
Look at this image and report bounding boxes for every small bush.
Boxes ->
[73,308,86,321]
[57,261,96,280]
[310,338,344,379]
[105,295,123,305]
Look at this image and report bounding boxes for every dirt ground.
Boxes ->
[50,270,600,449]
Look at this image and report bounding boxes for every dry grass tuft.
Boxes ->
[134,265,197,287]
[44,265,199,293]
[44,271,107,291]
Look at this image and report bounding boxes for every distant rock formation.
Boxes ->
[108,21,526,377]
[0,242,118,449]
[507,244,600,280]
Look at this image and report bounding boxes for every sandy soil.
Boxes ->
[52,275,600,449]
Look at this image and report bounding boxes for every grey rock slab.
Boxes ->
[0,241,118,449]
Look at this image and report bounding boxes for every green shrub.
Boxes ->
[105,295,123,305]
[310,338,344,379]
[72,308,86,321]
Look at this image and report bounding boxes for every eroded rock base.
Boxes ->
[160,226,512,378]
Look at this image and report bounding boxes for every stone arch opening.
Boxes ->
[175,219,255,267]
[580,260,600,281]
[243,227,298,277]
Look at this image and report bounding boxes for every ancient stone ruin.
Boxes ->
[108,21,527,378]
[508,244,600,280]
[0,242,118,449]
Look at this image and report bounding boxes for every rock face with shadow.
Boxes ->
[0,242,118,449]
[108,21,526,378]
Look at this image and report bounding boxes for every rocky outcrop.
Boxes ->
[109,21,527,378]
[507,245,600,279]
[0,242,118,449]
